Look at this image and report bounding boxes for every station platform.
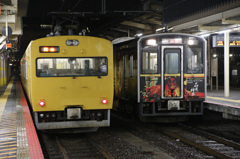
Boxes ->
[0,78,44,159]
[205,88,240,120]
[1,78,240,158]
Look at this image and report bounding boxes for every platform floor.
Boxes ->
[1,78,240,158]
[0,78,44,159]
[206,88,240,107]
[205,87,240,120]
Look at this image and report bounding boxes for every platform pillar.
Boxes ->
[0,57,3,87]
[224,32,230,97]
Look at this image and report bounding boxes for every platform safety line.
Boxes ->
[0,155,17,159]
[207,96,240,103]
[18,82,44,159]
[0,81,14,122]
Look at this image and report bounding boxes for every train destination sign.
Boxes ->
[212,35,240,47]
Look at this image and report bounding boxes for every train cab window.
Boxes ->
[141,46,158,74]
[36,57,108,77]
[165,52,180,74]
[187,47,203,74]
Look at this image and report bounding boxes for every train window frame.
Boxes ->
[187,46,203,74]
[35,57,108,77]
[164,48,181,74]
[141,46,158,74]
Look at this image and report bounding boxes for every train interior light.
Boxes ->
[68,57,77,65]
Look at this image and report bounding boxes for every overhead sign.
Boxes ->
[212,35,240,47]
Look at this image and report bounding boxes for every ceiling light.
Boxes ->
[135,33,143,37]
[156,27,165,32]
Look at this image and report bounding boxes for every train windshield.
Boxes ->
[187,46,203,74]
[141,46,158,74]
[36,57,108,77]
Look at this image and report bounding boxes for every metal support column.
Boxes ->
[5,11,9,40]
[0,57,3,87]
[207,36,211,89]
[224,32,230,97]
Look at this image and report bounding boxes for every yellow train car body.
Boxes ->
[21,35,113,131]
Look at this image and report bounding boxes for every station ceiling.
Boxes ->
[0,0,240,59]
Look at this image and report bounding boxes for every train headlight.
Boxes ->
[146,39,157,46]
[188,39,195,45]
[39,101,45,107]
[102,99,108,104]
[39,46,60,53]
[66,40,79,46]
[187,38,198,45]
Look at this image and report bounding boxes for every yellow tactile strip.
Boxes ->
[0,81,14,122]
[16,103,30,158]
[207,96,240,103]
[0,114,17,159]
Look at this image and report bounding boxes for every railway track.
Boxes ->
[161,124,240,159]
[39,113,240,159]
[41,133,113,159]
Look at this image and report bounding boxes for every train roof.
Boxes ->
[112,37,136,45]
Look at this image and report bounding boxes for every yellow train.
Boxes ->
[20,35,113,132]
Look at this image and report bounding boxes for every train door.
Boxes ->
[123,53,129,98]
[161,46,183,110]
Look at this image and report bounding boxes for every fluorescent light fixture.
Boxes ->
[156,27,165,32]
[135,33,143,37]
[156,27,173,32]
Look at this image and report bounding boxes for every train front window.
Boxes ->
[36,57,108,77]
[187,47,203,74]
[142,46,158,74]
[165,52,179,74]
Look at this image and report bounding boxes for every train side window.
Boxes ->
[25,61,28,80]
[187,47,203,74]
[22,60,28,80]
[36,57,108,77]
[142,47,158,74]
[130,55,133,77]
